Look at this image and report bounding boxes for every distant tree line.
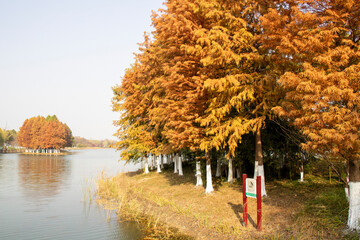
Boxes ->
[18,115,73,151]
[0,128,18,152]
[73,136,115,148]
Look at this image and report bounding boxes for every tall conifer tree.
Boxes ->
[268,0,360,230]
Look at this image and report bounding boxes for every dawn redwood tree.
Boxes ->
[52,121,67,150]
[30,116,46,150]
[147,0,211,183]
[18,115,72,151]
[18,119,31,148]
[112,34,160,165]
[114,0,276,194]
[64,124,73,147]
[145,0,215,192]
[195,0,286,196]
[39,121,52,149]
[268,0,360,230]
[148,0,263,193]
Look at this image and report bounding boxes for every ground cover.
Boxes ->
[96,166,360,239]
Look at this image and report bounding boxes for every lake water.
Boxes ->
[0,149,142,240]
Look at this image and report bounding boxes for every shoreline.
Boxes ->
[65,147,114,150]
[21,151,69,156]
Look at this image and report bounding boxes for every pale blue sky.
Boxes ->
[0,0,165,140]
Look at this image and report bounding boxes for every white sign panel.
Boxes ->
[246,178,257,198]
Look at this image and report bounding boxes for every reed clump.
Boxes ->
[96,172,192,240]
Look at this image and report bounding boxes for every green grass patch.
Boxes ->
[299,185,348,229]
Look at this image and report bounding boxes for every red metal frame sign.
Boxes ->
[242,174,262,231]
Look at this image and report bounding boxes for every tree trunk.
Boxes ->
[178,153,183,176]
[174,153,178,173]
[170,154,174,164]
[149,154,153,170]
[160,154,164,169]
[236,167,240,179]
[345,160,350,202]
[144,157,149,174]
[152,154,156,170]
[216,157,221,177]
[254,160,258,178]
[205,153,214,194]
[195,160,203,187]
[299,159,304,182]
[347,158,360,230]
[156,155,162,173]
[255,128,267,196]
[228,158,233,183]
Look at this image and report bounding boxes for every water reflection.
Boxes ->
[18,154,71,200]
[0,150,142,240]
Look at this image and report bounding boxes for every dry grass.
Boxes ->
[96,168,360,240]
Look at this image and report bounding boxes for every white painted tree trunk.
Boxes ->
[195,160,203,187]
[216,158,221,177]
[156,155,161,173]
[347,182,360,230]
[227,158,233,183]
[160,155,164,169]
[205,161,214,194]
[254,160,258,178]
[254,128,267,197]
[346,176,350,201]
[345,187,350,202]
[257,165,267,197]
[174,154,178,173]
[152,155,156,170]
[149,155,153,170]
[178,154,183,176]
[299,171,304,182]
[144,157,149,174]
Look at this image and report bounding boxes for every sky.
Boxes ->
[0,0,165,140]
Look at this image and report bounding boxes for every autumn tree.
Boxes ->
[64,124,73,147]
[112,35,159,165]
[267,0,360,230]
[148,0,270,192]
[18,118,33,149]
[30,116,46,150]
[147,0,214,191]
[192,0,289,196]
[18,115,73,151]
[114,0,247,191]
[114,0,284,194]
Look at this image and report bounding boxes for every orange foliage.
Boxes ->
[113,0,359,164]
[18,115,73,150]
[268,0,360,163]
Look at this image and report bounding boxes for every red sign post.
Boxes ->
[243,174,262,231]
[242,174,248,227]
[256,175,262,231]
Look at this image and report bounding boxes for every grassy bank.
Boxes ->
[96,168,359,239]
